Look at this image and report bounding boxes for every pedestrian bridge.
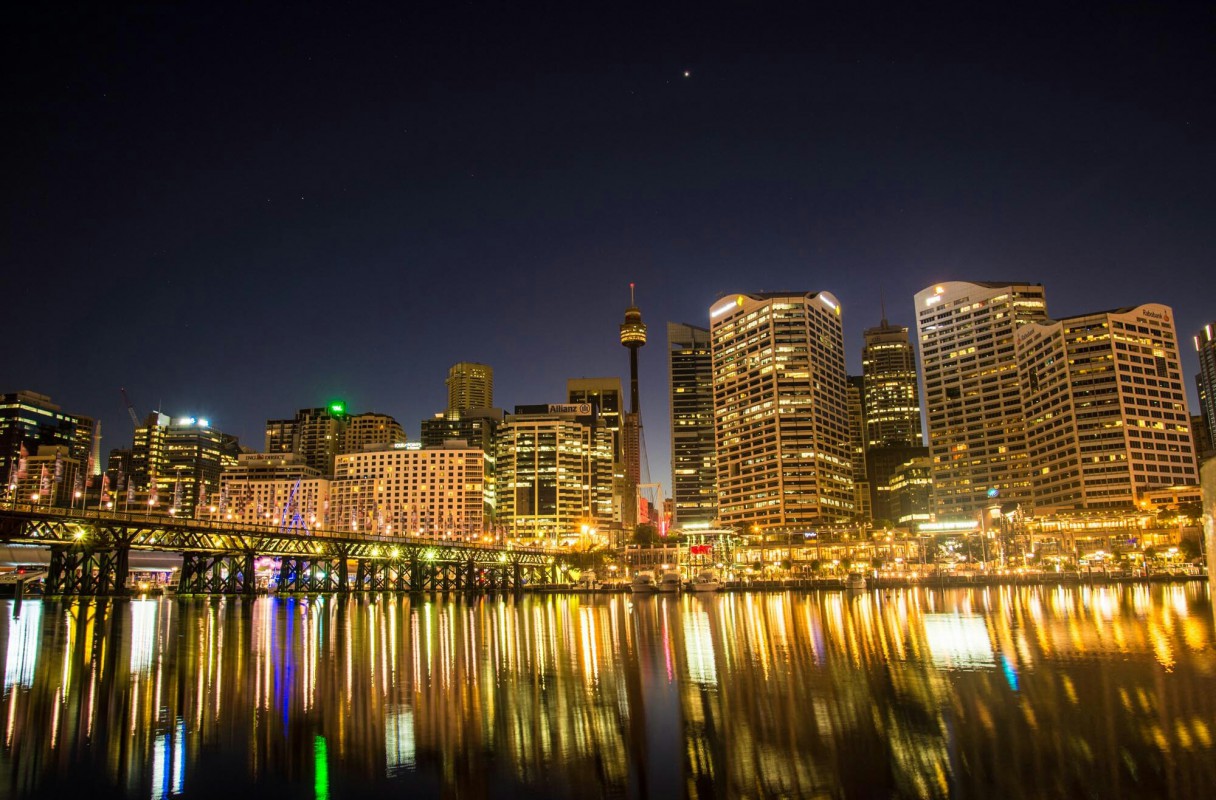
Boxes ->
[0,503,570,596]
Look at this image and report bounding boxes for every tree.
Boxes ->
[632,524,660,546]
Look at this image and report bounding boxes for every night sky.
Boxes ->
[4,3,1214,493]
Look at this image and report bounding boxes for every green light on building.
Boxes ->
[329,402,346,417]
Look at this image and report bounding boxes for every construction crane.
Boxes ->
[120,388,141,428]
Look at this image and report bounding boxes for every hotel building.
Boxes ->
[218,453,329,529]
[1017,303,1197,511]
[914,281,1048,516]
[709,291,853,530]
[330,441,486,539]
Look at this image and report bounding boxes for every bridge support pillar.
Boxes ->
[46,544,129,596]
[409,557,421,593]
[513,562,522,593]
[467,558,477,594]
[243,552,256,596]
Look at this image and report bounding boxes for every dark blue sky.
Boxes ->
[4,3,1214,492]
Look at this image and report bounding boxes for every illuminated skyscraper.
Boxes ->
[1018,303,1197,511]
[667,323,717,527]
[861,316,927,521]
[0,390,95,491]
[446,362,494,415]
[1195,322,1216,453]
[914,281,1048,516]
[496,405,614,540]
[710,291,853,530]
[861,318,923,448]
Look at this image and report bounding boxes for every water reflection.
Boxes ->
[0,585,1213,798]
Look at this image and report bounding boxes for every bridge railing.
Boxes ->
[0,501,561,557]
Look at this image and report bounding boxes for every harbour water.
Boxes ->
[0,585,1213,798]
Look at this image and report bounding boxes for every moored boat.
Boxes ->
[658,570,682,593]
[630,570,658,593]
[690,569,720,592]
[846,571,867,590]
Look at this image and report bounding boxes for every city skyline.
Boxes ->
[4,4,1213,503]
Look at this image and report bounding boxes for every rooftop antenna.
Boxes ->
[880,288,888,326]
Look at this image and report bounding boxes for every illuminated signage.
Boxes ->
[547,403,592,415]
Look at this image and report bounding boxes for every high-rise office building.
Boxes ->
[846,376,871,521]
[710,291,853,530]
[342,412,406,453]
[496,405,614,540]
[1017,304,1197,511]
[862,318,923,448]
[914,281,1048,516]
[667,323,717,527]
[264,403,348,475]
[568,378,627,532]
[1,391,96,492]
[860,316,928,521]
[1195,322,1216,453]
[331,441,485,539]
[131,413,241,517]
[446,362,494,415]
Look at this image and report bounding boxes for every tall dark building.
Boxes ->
[265,404,348,476]
[846,376,871,520]
[861,316,927,521]
[667,323,716,527]
[1,391,96,492]
[1196,323,1216,453]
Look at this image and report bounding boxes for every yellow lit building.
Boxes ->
[330,441,485,539]
[709,291,853,530]
[914,281,1049,515]
[1017,303,1198,512]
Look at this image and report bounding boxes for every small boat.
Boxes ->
[846,571,867,590]
[630,570,659,593]
[690,569,721,592]
[658,570,682,593]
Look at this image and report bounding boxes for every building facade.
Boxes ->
[342,412,406,454]
[846,376,871,521]
[1195,322,1216,453]
[495,407,614,541]
[446,362,494,415]
[667,322,717,527]
[264,404,348,476]
[1017,304,1197,512]
[914,281,1049,516]
[218,454,329,529]
[1,391,95,493]
[330,442,486,539]
[710,291,853,530]
[861,319,923,448]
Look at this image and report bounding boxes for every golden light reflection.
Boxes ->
[0,584,1208,798]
